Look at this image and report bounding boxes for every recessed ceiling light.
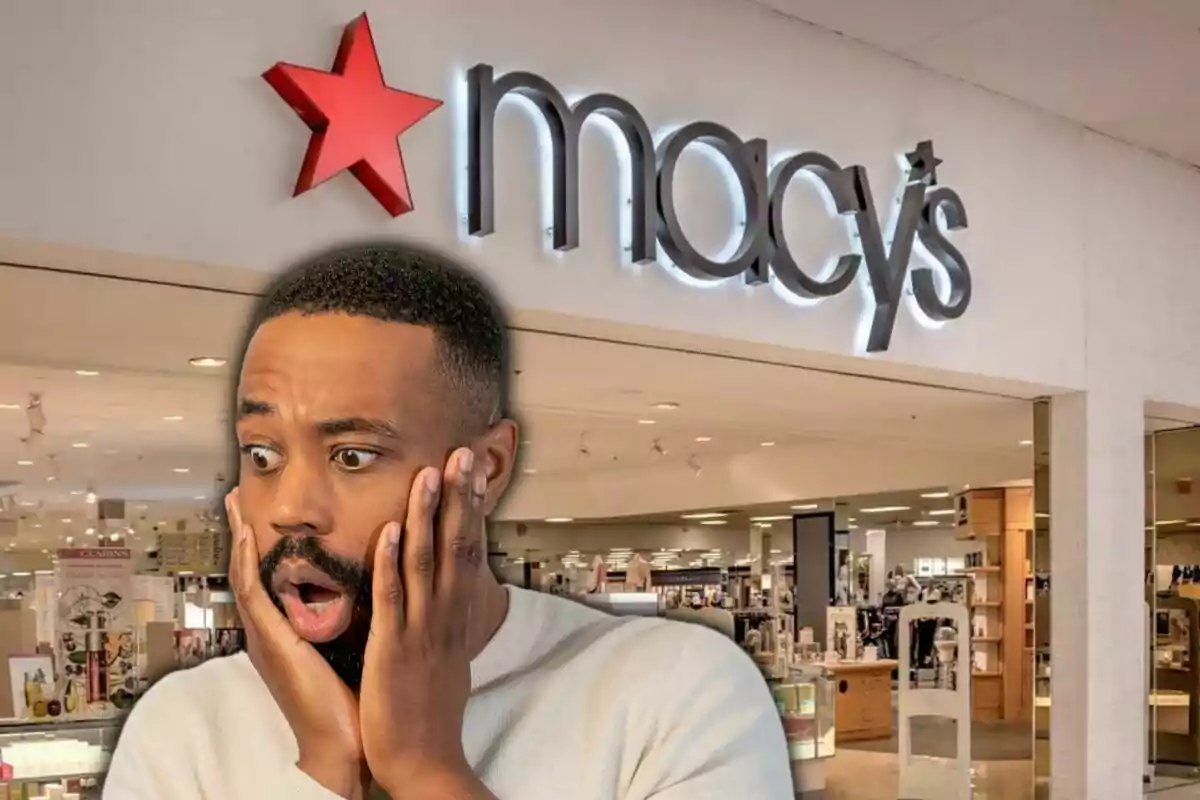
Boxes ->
[45,476,55,482]
[920,491,951,499]
[912,520,940,527]
[694,436,712,443]
[848,524,858,530]
[61,518,72,524]
[75,369,100,377]
[760,441,775,447]
[163,415,184,422]
[11,572,30,577]
[85,528,95,535]
[71,442,89,449]
[189,357,227,368]
[750,515,791,522]
[1019,440,1033,446]
[16,460,32,466]
[700,519,728,526]
[681,512,727,520]
[638,419,657,425]
[928,509,955,516]
[65,536,74,544]
[173,468,190,474]
[653,402,680,410]
[791,503,818,511]
[193,495,207,501]
[859,505,911,513]
[0,404,19,411]
[544,517,574,523]
[109,533,120,542]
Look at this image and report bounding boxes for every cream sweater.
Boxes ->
[104,586,794,799]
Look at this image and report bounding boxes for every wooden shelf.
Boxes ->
[973,636,1002,644]
[966,566,1002,573]
[973,670,1003,678]
[974,601,1002,608]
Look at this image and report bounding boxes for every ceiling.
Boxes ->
[753,0,1200,167]
[0,258,1183,570]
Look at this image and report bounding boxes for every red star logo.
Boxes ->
[263,14,443,216]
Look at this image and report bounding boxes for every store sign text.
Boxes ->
[466,65,972,353]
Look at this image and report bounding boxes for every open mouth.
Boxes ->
[271,560,354,644]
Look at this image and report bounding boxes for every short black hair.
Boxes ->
[240,240,509,430]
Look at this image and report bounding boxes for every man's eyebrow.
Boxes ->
[316,417,402,439]
[237,398,274,419]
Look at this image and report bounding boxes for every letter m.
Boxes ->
[467,64,657,263]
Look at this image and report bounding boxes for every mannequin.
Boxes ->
[585,555,606,594]
[625,552,653,592]
[893,565,922,603]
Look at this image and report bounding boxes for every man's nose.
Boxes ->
[268,451,333,537]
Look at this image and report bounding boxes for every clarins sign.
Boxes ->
[265,14,972,353]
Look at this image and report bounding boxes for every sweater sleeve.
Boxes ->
[623,623,794,800]
[102,670,345,800]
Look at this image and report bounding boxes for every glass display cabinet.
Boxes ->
[0,716,119,798]
[770,662,835,798]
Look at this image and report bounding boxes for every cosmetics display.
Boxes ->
[768,663,835,798]
[0,718,118,799]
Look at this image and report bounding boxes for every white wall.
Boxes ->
[880,526,973,573]
[4,0,1194,404]
[488,521,764,558]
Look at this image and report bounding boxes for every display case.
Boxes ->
[0,716,119,798]
[769,662,835,798]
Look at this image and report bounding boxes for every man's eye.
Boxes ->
[242,445,281,472]
[333,449,379,471]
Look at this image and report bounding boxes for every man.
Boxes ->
[104,242,793,799]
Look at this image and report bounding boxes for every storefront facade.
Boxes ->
[2,0,1195,796]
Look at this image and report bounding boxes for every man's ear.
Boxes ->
[475,418,518,515]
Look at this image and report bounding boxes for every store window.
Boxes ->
[1146,423,1200,788]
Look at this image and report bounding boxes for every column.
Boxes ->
[1049,384,1145,799]
[749,524,764,578]
[793,512,835,645]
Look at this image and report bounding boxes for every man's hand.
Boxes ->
[225,490,366,799]
[360,448,497,798]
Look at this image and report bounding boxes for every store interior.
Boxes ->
[0,257,1166,799]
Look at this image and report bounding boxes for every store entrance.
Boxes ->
[0,260,1040,798]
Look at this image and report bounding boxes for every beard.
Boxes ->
[258,535,373,691]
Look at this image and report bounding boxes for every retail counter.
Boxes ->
[824,659,898,743]
[0,716,120,798]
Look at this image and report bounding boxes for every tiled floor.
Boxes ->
[1150,786,1200,798]
[824,750,1036,799]
[822,752,1200,798]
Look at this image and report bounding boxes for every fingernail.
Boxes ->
[386,523,401,550]
[473,471,487,498]
[424,469,441,497]
[458,448,475,475]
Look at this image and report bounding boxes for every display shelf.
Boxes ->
[770,662,835,798]
[0,714,119,797]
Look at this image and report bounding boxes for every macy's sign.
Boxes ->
[265,14,971,353]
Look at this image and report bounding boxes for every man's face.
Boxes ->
[233,312,513,689]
